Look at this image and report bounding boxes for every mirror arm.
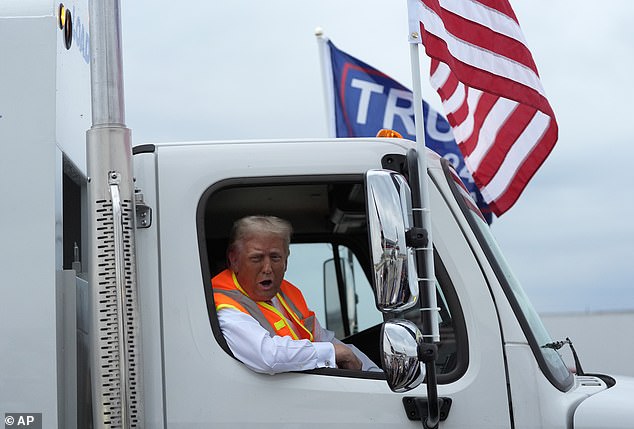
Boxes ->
[418,344,440,429]
[406,227,428,248]
[418,342,437,364]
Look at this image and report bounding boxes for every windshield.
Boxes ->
[442,160,573,391]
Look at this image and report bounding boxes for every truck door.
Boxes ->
[146,141,513,427]
[198,188,510,426]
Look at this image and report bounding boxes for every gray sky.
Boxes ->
[121,1,634,314]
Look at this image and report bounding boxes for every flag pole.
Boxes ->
[315,28,336,138]
[408,41,439,343]
[409,33,442,429]
[410,43,426,151]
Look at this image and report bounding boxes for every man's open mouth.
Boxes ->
[259,280,273,287]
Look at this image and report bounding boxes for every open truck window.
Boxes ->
[197,176,467,381]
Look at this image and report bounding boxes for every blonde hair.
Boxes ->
[228,215,292,254]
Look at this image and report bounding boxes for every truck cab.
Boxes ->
[130,137,621,428]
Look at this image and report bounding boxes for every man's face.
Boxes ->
[228,233,288,302]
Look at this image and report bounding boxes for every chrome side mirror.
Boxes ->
[381,319,424,392]
[365,170,418,312]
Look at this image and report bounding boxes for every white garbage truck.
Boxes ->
[1,1,632,428]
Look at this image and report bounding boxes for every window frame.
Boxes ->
[197,174,469,383]
[197,174,378,379]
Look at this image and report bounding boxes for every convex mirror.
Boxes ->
[381,319,425,392]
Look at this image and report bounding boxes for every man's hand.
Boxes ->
[333,343,362,370]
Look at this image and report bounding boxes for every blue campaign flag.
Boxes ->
[325,40,492,224]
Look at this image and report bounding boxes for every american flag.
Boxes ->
[407,0,558,216]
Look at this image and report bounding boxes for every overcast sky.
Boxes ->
[121,1,633,314]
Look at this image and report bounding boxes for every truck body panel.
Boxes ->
[574,376,634,429]
[0,2,89,426]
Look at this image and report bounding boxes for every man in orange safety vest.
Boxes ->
[212,215,380,374]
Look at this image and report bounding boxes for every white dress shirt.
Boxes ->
[217,298,381,374]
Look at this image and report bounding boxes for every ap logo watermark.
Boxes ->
[4,414,42,429]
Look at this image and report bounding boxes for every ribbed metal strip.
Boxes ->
[93,198,142,428]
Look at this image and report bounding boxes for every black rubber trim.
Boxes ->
[302,367,386,380]
[133,144,156,155]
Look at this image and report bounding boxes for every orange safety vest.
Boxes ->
[212,269,316,341]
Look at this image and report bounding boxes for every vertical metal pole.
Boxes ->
[315,28,336,138]
[409,41,441,429]
[90,0,125,127]
[409,43,439,342]
[87,0,143,428]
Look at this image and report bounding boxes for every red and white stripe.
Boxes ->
[408,0,558,216]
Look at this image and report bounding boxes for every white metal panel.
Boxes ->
[55,0,91,174]
[0,9,60,425]
[133,150,166,429]
[574,375,634,429]
[0,1,89,426]
[428,167,513,428]
[56,270,78,429]
[504,344,610,429]
[0,0,51,16]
